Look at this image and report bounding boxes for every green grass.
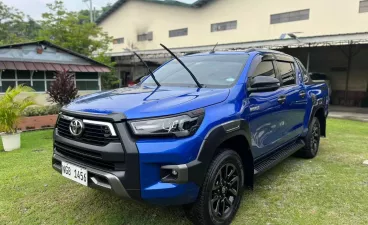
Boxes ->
[1,118,368,225]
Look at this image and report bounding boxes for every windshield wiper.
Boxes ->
[131,51,160,86]
[160,43,202,88]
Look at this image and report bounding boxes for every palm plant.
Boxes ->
[0,85,35,134]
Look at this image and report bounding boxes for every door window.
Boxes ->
[277,61,296,86]
[251,61,276,78]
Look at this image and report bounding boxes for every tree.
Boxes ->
[93,53,120,90]
[0,2,34,45]
[47,70,79,106]
[95,3,113,20]
[38,0,112,57]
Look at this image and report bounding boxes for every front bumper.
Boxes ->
[52,148,201,205]
[52,110,203,205]
[52,153,129,198]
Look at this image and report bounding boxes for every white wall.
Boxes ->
[99,0,368,53]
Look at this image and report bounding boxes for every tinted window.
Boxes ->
[295,59,309,83]
[278,61,296,85]
[252,61,276,78]
[142,54,249,88]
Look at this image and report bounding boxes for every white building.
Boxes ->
[98,0,368,107]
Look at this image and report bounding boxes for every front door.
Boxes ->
[246,59,287,159]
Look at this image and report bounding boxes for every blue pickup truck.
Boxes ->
[52,47,328,225]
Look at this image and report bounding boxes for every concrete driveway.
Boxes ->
[329,106,368,122]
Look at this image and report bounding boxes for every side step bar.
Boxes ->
[254,140,305,176]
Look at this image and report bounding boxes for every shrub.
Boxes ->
[0,85,35,134]
[47,70,79,106]
[22,105,61,117]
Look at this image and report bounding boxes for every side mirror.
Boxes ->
[248,76,280,93]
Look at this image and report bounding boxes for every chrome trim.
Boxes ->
[83,119,117,136]
[59,114,117,136]
[60,115,74,121]
[91,177,110,189]
[196,119,244,160]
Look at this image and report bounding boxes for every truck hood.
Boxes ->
[65,86,230,119]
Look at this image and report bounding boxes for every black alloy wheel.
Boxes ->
[297,117,321,159]
[184,149,244,225]
[310,120,320,154]
[210,164,239,220]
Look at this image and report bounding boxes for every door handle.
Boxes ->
[278,95,286,104]
[299,91,306,98]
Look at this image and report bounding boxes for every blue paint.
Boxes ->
[63,50,328,206]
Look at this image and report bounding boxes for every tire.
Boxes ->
[184,149,244,225]
[297,117,321,159]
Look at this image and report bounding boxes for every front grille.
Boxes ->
[54,141,119,171]
[57,117,120,146]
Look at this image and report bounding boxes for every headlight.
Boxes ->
[128,109,204,137]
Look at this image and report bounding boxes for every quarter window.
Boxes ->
[295,59,310,83]
[277,61,296,86]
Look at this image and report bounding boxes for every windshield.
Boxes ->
[142,54,249,88]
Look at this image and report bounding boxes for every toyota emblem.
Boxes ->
[69,119,84,137]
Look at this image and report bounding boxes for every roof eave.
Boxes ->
[0,40,111,69]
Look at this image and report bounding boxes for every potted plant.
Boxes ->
[0,85,35,151]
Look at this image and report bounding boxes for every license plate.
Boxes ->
[61,162,88,186]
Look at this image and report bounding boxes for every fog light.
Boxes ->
[172,170,178,176]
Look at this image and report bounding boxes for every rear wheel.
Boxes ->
[184,149,244,225]
[297,117,321,159]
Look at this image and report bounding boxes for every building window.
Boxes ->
[0,70,100,93]
[211,21,237,32]
[137,32,153,42]
[270,9,310,24]
[359,1,368,13]
[113,38,124,44]
[169,28,188,37]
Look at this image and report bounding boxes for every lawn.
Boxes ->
[0,118,367,225]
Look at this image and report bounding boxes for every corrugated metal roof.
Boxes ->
[0,61,110,73]
[0,40,110,70]
[96,0,212,24]
[107,32,368,57]
[0,62,6,70]
[14,62,27,70]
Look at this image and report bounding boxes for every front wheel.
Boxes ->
[184,149,244,225]
[297,117,321,159]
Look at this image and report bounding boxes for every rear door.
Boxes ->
[246,55,288,158]
[275,58,307,144]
